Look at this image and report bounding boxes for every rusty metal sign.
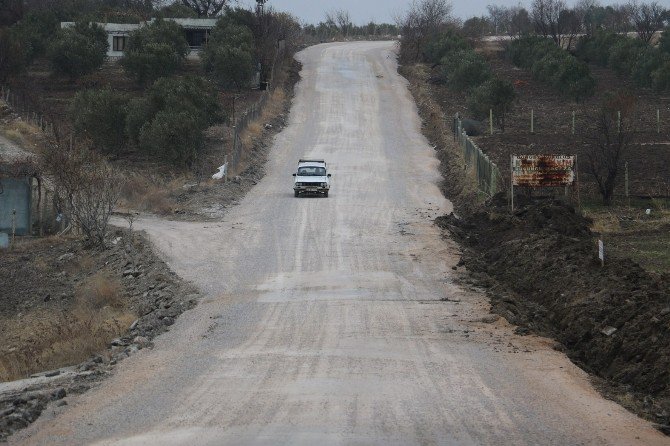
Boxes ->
[512,155,576,187]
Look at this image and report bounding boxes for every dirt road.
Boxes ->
[10,42,669,445]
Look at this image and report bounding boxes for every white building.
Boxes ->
[60,18,218,59]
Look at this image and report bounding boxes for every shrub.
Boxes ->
[607,38,646,76]
[126,75,222,144]
[575,31,623,66]
[47,22,108,78]
[659,27,670,55]
[12,10,59,62]
[441,50,491,90]
[553,57,596,101]
[632,48,667,88]
[468,77,516,131]
[71,89,129,154]
[202,21,255,90]
[423,29,468,64]
[0,27,25,82]
[138,109,204,166]
[120,19,188,84]
[507,36,555,69]
[508,36,595,101]
[652,61,670,92]
[125,76,223,165]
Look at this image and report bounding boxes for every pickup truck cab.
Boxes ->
[292,159,331,197]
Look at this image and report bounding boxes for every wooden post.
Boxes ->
[617,111,621,134]
[625,162,630,207]
[11,209,16,249]
[510,155,514,213]
[531,109,534,134]
[572,111,575,135]
[489,109,493,135]
[598,239,605,267]
[575,155,581,211]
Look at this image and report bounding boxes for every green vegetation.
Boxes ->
[441,50,491,89]
[423,29,468,65]
[0,28,25,82]
[127,76,223,166]
[71,88,129,154]
[47,22,108,78]
[202,20,255,90]
[576,30,670,92]
[468,78,516,131]
[120,19,189,85]
[508,36,595,101]
[71,76,222,166]
[418,28,517,131]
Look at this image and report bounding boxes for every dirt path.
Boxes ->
[0,135,31,161]
[10,42,669,445]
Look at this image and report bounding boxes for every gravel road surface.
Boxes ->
[10,42,669,445]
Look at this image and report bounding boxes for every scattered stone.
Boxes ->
[58,253,74,262]
[514,327,530,336]
[601,326,617,337]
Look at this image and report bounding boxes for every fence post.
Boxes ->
[625,162,630,207]
[617,111,621,134]
[572,111,575,135]
[658,109,661,134]
[510,156,514,213]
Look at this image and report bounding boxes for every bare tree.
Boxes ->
[396,0,454,62]
[487,4,510,35]
[43,145,123,248]
[574,0,601,35]
[180,0,229,17]
[627,1,665,43]
[558,8,582,49]
[326,9,353,37]
[509,6,533,37]
[531,0,568,45]
[584,92,637,206]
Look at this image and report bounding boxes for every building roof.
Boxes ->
[149,18,218,29]
[60,22,141,32]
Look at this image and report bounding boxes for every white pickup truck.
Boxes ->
[292,159,331,197]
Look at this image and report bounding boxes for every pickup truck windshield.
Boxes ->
[298,166,326,176]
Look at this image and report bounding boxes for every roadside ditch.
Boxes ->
[401,63,670,434]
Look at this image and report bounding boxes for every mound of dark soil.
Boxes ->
[438,197,670,430]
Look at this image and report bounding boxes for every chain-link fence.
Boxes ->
[0,86,55,136]
[227,43,286,176]
[453,117,501,197]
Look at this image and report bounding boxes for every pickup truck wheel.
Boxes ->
[294,190,299,197]
[324,191,329,198]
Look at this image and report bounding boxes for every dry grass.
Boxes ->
[0,275,135,382]
[1,120,42,148]
[241,122,263,148]
[119,174,178,215]
[236,88,288,175]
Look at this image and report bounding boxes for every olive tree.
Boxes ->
[121,19,189,84]
[47,22,108,78]
[202,21,255,90]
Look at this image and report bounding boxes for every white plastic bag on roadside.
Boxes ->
[212,163,228,180]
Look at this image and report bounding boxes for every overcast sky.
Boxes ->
[237,0,629,25]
